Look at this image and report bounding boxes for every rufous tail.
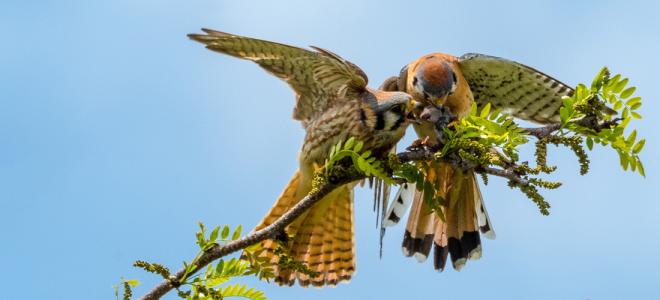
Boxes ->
[246,170,355,287]
[400,162,495,271]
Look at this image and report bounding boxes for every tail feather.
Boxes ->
[333,191,355,285]
[402,191,435,262]
[400,162,495,272]
[321,199,338,285]
[250,173,355,287]
[290,186,354,286]
[384,182,416,227]
[473,176,496,239]
[432,216,449,271]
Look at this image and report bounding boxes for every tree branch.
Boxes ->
[522,117,622,139]
[139,179,350,300]
[139,144,536,299]
[140,118,600,299]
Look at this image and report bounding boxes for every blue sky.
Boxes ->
[1,0,658,299]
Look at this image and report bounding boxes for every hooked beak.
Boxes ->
[430,94,449,107]
[406,99,423,124]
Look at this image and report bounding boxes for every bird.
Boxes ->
[380,52,588,272]
[188,29,414,287]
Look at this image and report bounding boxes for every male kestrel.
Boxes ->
[381,53,583,271]
[188,29,414,286]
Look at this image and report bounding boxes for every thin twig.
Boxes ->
[523,123,562,139]
[522,117,622,139]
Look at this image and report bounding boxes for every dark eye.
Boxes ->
[390,105,402,114]
[451,72,457,84]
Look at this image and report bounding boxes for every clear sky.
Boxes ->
[1,0,658,299]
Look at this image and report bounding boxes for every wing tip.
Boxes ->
[188,28,234,43]
[201,28,231,37]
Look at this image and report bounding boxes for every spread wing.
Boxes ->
[188,29,369,124]
[457,53,574,124]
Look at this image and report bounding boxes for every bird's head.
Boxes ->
[366,89,416,132]
[406,56,457,107]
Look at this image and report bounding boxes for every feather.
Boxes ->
[384,183,416,227]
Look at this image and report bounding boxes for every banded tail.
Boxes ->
[248,170,355,287]
[388,162,495,271]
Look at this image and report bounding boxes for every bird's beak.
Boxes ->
[433,95,448,107]
[406,99,417,114]
[406,99,422,123]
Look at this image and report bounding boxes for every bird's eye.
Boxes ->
[451,72,457,84]
[390,105,402,114]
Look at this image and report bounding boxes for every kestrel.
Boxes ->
[381,53,582,271]
[188,29,414,286]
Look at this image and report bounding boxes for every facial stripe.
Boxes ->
[389,113,405,131]
[375,112,385,130]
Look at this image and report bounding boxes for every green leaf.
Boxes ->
[591,67,607,92]
[559,107,568,124]
[619,152,629,171]
[604,94,616,106]
[344,137,355,150]
[480,103,491,118]
[209,226,220,243]
[637,158,646,177]
[633,139,645,154]
[631,111,642,119]
[629,157,637,171]
[232,225,242,240]
[353,141,363,153]
[612,78,629,93]
[620,87,636,99]
[591,67,608,90]
[221,225,230,240]
[604,74,619,94]
[625,96,641,107]
[328,145,336,158]
[613,100,623,111]
[361,150,372,158]
[576,84,588,100]
[630,102,642,110]
[216,260,224,275]
[586,137,594,150]
[204,264,214,278]
[626,130,637,148]
[356,157,367,174]
[220,283,267,300]
[620,116,631,128]
[489,108,502,120]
